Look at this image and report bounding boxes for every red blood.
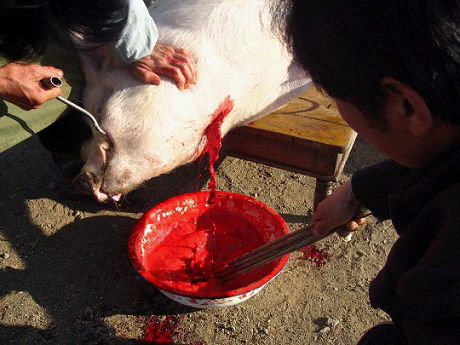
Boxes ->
[144,204,274,296]
[139,315,208,345]
[198,96,234,201]
[298,245,329,267]
[141,315,179,344]
[129,95,289,299]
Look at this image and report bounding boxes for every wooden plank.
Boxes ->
[244,87,355,152]
[223,86,357,181]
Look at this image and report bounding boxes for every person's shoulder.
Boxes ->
[428,182,460,229]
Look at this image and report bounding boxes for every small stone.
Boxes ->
[1,252,10,259]
[326,318,340,329]
[343,233,353,242]
[260,328,269,335]
[71,211,83,220]
[319,326,331,334]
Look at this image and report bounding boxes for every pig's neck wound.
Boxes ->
[198,96,234,200]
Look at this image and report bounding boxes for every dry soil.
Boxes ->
[0,135,397,344]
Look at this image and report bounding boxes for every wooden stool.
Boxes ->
[222,87,357,209]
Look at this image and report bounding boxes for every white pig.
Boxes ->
[76,0,311,202]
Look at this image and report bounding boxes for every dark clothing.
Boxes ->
[357,323,407,345]
[352,143,460,344]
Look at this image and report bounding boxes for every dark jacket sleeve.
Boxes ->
[351,160,409,220]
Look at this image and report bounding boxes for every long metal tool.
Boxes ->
[40,76,107,136]
[212,211,371,281]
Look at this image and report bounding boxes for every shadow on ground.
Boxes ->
[0,138,203,344]
[0,212,199,344]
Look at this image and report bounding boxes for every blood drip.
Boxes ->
[142,96,282,297]
[298,245,329,267]
[197,96,234,201]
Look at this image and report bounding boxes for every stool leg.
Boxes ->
[313,179,334,210]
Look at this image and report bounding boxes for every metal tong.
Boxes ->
[212,212,371,282]
[40,76,107,137]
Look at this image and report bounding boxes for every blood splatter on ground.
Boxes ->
[298,245,329,267]
[140,315,179,344]
[139,315,207,345]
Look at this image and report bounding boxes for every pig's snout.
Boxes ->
[73,171,96,195]
[73,170,123,203]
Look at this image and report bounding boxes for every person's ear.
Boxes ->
[382,77,433,136]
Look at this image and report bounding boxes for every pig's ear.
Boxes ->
[78,46,109,83]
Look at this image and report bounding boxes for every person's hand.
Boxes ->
[311,180,366,238]
[0,63,63,110]
[129,44,197,90]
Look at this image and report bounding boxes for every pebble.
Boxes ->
[343,233,353,242]
[326,318,340,329]
[319,326,331,334]
[1,252,10,259]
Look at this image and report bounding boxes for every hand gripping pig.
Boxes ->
[75,0,311,203]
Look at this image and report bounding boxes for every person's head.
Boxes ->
[278,0,460,167]
[0,0,129,61]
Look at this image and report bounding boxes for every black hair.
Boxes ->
[0,1,51,60]
[0,0,128,61]
[50,0,128,47]
[279,0,460,124]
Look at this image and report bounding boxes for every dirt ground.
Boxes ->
[0,134,397,344]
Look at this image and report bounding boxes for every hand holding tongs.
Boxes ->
[40,76,107,137]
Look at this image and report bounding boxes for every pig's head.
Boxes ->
[74,55,204,203]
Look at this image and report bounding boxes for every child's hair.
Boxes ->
[0,0,128,61]
[278,0,460,124]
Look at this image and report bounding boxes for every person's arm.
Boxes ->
[311,160,409,237]
[0,63,63,110]
[351,160,409,220]
[113,0,197,90]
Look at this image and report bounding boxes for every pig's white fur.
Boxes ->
[80,0,311,201]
